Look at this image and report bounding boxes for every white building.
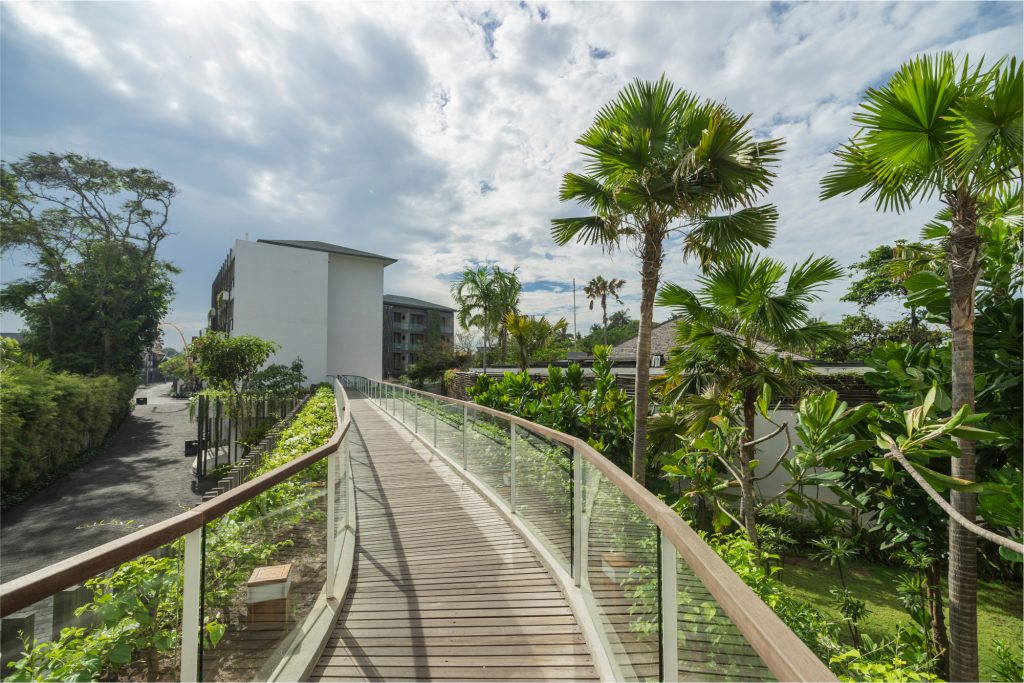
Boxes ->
[209,239,396,382]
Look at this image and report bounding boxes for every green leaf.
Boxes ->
[108,642,133,666]
[909,462,987,493]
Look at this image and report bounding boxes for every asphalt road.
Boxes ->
[0,382,203,582]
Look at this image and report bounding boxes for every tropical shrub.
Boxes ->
[0,340,135,505]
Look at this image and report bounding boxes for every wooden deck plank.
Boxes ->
[313,394,598,682]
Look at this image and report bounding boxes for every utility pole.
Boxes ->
[572,278,578,350]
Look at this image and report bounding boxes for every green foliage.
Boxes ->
[248,358,306,395]
[1,152,178,375]
[408,345,471,387]
[469,346,635,470]
[578,313,639,353]
[816,313,946,363]
[0,341,135,504]
[158,353,189,383]
[990,640,1024,682]
[189,332,280,394]
[5,386,338,681]
[503,312,568,370]
[450,264,521,366]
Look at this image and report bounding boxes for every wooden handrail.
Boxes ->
[0,383,351,618]
[368,378,835,682]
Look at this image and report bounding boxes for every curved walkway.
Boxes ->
[313,395,598,682]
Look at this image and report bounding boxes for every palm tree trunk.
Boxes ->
[632,239,662,486]
[602,295,608,346]
[947,196,979,683]
[926,562,951,678]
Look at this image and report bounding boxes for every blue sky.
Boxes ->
[2,1,1021,343]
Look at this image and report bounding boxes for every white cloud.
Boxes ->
[1,1,1021,340]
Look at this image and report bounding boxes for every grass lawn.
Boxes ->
[779,555,1023,680]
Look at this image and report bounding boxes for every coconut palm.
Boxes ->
[655,254,844,546]
[820,53,1022,681]
[584,276,626,346]
[552,75,783,485]
[451,265,519,373]
[504,313,568,371]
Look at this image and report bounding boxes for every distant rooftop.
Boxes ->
[257,239,397,266]
[384,294,455,313]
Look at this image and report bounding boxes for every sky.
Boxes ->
[2,1,1021,344]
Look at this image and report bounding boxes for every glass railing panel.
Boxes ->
[513,426,571,572]
[332,433,351,569]
[675,552,775,682]
[464,406,512,503]
[435,402,464,456]
[1,545,184,681]
[396,389,414,428]
[582,460,659,682]
[200,463,327,681]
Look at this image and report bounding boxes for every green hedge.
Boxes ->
[0,360,135,504]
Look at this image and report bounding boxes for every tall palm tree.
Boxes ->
[820,53,1022,681]
[504,312,568,371]
[655,254,844,546]
[584,275,626,345]
[552,75,783,485]
[451,265,521,373]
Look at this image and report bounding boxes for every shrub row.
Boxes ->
[0,360,136,506]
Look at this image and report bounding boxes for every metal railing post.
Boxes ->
[509,424,517,512]
[660,530,678,683]
[462,405,468,469]
[432,400,438,447]
[572,446,583,587]
[180,528,202,682]
[402,388,406,423]
[414,395,419,432]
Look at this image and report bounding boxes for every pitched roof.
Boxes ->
[610,318,810,361]
[384,294,456,313]
[257,239,397,265]
[609,319,678,360]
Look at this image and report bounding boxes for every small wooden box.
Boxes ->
[246,564,292,631]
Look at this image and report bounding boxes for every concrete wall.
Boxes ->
[231,240,329,382]
[327,254,384,381]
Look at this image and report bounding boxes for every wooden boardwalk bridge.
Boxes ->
[0,377,834,683]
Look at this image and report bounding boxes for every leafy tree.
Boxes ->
[584,275,626,345]
[552,75,783,485]
[503,313,568,370]
[820,53,1022,680]
[579,311,639,353]
[843,242,930,331]
[0,153,178,375]
[248,359,306,395]
[450,265,520,372]
[816,313,946,363]
[158,353,189,383]
[655,253,844,544]
[189,332,279,398]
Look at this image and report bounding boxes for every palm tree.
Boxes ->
[552,75,783,485]
[820,53,1022,681]
[584,276,626,345]
[655,254,844,546]
[504,313,568,371]
[451,265,522,373]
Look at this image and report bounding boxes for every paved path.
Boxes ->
[0,383,202,583]
[313,395,598,682]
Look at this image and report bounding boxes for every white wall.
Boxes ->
[231,240,329,382]
[752,411,840,505]
[327,253,384,380]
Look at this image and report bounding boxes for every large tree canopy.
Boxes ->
[0,152,178,375]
